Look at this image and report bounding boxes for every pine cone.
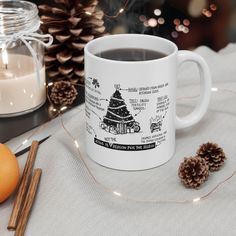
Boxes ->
[50,81,78,106]
[178,156,209,188]
[197,142,226,171]
[39,0,106,84]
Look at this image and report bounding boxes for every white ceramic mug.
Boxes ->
[84,34,211,170]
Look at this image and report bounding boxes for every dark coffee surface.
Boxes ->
[96,48,167,61]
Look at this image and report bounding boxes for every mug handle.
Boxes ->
[176,50,212,129]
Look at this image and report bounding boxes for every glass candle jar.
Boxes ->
[0,0,52,117]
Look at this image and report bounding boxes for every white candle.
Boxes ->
[0,54,46,116]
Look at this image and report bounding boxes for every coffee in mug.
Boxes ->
[95,48,167,61]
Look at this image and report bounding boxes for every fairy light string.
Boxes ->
[14,85,236,204]
[57,86,236,204]
[15,0,231,203]
[14,1,224,201]
[103,0,129,18]
[59,106,236,204]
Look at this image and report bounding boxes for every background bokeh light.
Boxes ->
[31,0,236,51]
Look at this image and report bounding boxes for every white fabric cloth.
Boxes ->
[1,44,236,236]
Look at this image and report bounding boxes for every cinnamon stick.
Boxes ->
[15,169,42,236]
[8,141,39,231]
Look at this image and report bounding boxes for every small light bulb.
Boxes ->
[74,140,79,148]
[85,11,92,15]
[211,87,218,92]
[2,48,8,67]
[193,197,201,203]
[60,106,67,111]
[22,139,28,145]
[47,82,53,87]
[113,191,122,197]
[119,8,124,13]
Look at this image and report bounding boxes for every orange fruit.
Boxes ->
[0,143,20,203]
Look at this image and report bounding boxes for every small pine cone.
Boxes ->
[50,81,78,107]
[197,142,226,172]
[178,156,209,188]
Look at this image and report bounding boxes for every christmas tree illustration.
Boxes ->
[100,86,140,135]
